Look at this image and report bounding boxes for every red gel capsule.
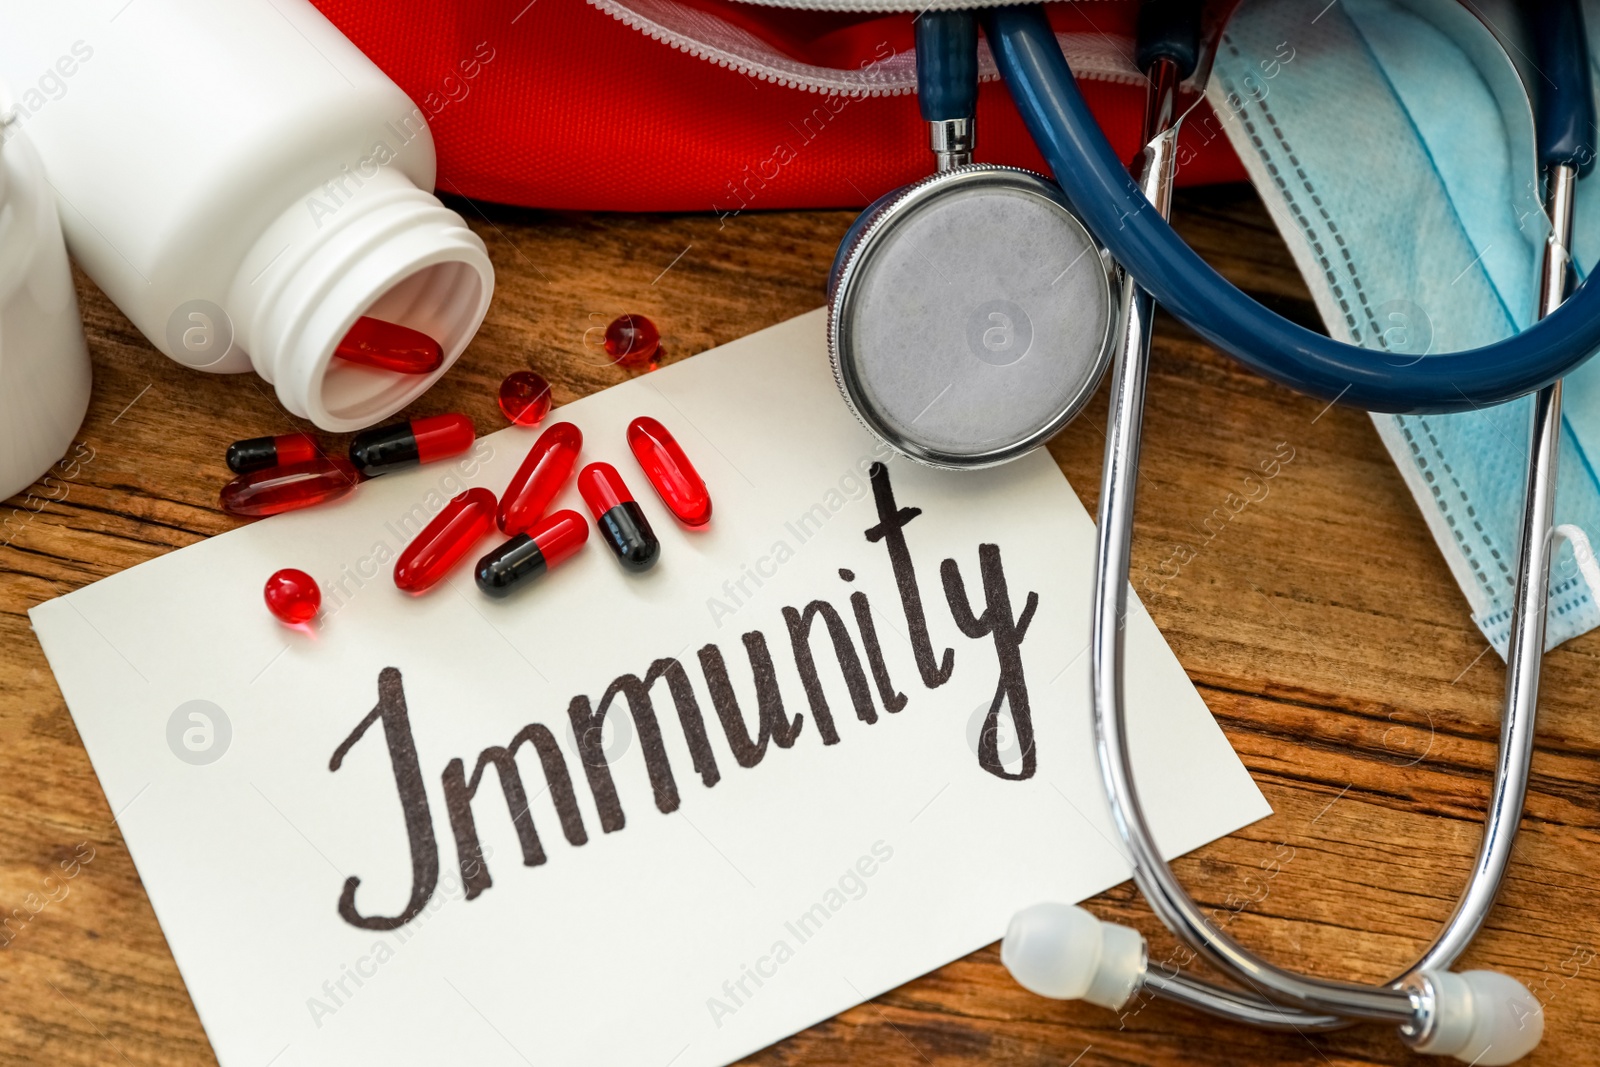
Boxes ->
[578,462,659,572]
[627,416,712,527]
[334,316,443,374]
[264,568,321,624]
[499,371,552,426]
[226,432,319,475]
[393,487,497,593]
[221,456,359,517]
[605,314,660,366]
[475,510,589,597]
[498,421,582,535]
[349,413,475,476]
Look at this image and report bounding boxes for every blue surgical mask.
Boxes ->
[1204,0,1600,656]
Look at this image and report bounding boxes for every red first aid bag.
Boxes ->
[309,0,1244,212]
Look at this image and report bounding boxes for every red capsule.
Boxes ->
[499,421,582,535]
[349,413,475,476]
[499,371,552,426]
[579,462,659,572]
[221,456,360,517]
[393,487,498,593]
[605,314,660,366]
[627,416,712,527]
[334,316,443,374]
[226,432,319,475]
[264,568,321,624]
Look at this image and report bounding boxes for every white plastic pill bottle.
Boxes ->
[0,0,494,431]
[0,83,91,503]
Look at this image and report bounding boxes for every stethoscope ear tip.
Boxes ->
[1001,902,1146,1011]
[999,904,1545,1064]
[1406,969,1544,1065]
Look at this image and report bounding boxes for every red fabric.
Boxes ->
[309,0,1245,211]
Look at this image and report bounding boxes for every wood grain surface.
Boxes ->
[4,185,1599,1067]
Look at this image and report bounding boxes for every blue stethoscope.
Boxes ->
[828,1,1592,1061]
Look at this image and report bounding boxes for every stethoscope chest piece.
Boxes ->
[828,165,1118,470]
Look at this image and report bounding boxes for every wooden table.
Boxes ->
[4,186,1599,1067]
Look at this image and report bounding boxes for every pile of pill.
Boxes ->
[252,314,708,626]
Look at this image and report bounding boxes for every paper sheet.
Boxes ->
[30,309,1269,1067]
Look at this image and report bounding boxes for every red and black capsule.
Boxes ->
[578,462,659,572]
[226,432,319,475]
[475,509,588,597]
[349,413,474,477]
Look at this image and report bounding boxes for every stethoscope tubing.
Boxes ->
[982,4,1600,415]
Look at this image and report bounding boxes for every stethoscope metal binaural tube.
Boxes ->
[980,3,1600,414]
[1087,151,1577,1045]
[1083,61,1415,1033]
[1082,70,1352,1031]
[1064,1,1586,1053]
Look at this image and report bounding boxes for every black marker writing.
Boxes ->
[568,657,717,833]
[864,462,956,689]
[329,668,440,929]
[699,633,803,767]
[442,723,588,900]
[840,568,908,714]
[942,545,1039,780]
[783,598,879,743]
[328,467,1042,927]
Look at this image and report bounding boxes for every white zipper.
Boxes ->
[586,0,1141,96]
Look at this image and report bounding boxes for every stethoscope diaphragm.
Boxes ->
[828,165,1118,470]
